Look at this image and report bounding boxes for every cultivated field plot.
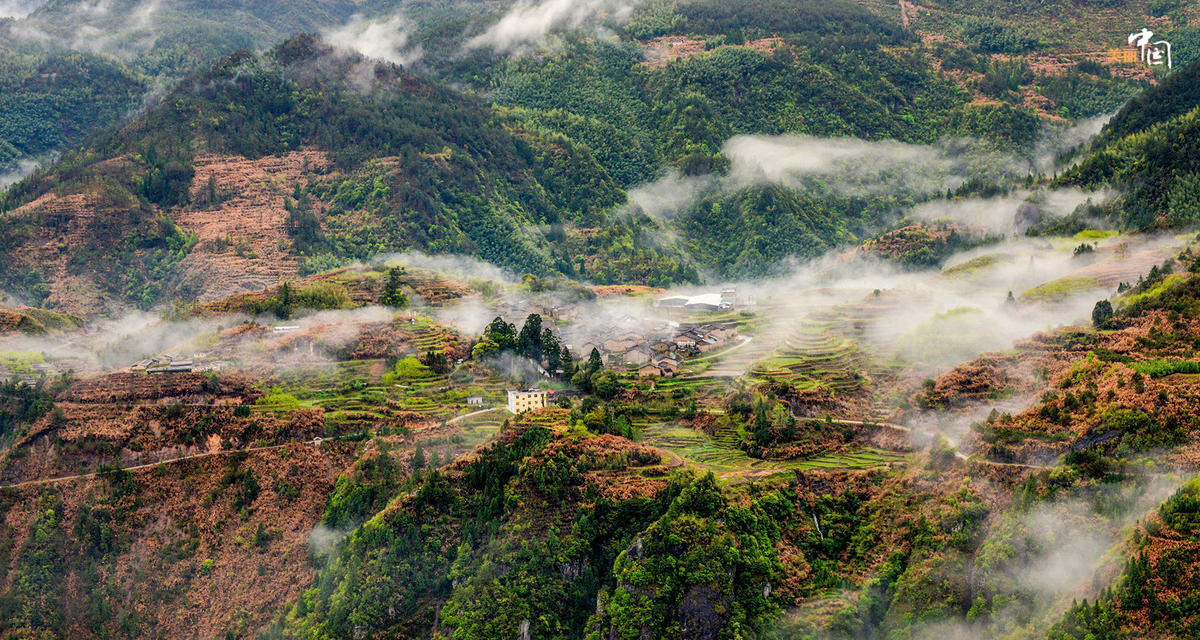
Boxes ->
[638,421,907,476]
[259,358,508,430]
[751,299,899,402]
[452,409,509,447]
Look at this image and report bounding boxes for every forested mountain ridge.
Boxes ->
[0,34,695,313]
[0,48,145,175]
[0,0,1193,298]
[1059,57,1200,229]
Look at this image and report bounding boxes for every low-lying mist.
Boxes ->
[0,158,39,189]
[463,0,643,55]
[324,13,423,68]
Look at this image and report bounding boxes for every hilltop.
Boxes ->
[0,35,694,315]
[5,2,1200,639]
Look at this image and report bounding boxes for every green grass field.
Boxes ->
[639,421,907,475]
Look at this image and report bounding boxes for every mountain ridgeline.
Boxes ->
[1061,56,1200,229]
[5,2,1200,640]
[1,0,1187,310]
[0,35,696,311]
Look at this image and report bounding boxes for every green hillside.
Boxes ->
[1061,58,1200,228]
[0,49,145,173]
[0,35,695,308]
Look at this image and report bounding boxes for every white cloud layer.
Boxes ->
[324,13,423,67]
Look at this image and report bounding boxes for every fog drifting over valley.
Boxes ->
[0,0,42,19]
[464,0,645,54]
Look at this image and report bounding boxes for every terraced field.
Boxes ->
[263,357,509,429]
[451,409,509,447]
[638,421,907,476]
[755,321,866,394]
[644,376,731,406]
[409,315,449,352]
[749,298,901,416]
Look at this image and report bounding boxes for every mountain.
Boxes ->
[0,0,1186,297]
[0,35,694,314]
[7,4,1200,640]
[0,48,145,175]
[0,0,372,172]
[1059,57,1200,228]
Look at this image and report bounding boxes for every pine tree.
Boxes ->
[1092,299,1114,328]
[483,317,518,350]
[517,313,544,361]
[560,346,574,373]
[381,267,408,308]
[586,348,603,374]
[276,282,294,319]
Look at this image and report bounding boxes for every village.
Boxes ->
[568,318,742,379]
[488,286,746,380]
[0,282,748,428]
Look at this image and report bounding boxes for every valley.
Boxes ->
[4,0,1200,638]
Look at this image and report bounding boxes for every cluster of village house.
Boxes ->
[492,289,743,380]
[130,353,223,374]
[571,320,739,378]
[128,325,305,374]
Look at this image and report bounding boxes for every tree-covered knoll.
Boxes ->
[1045,475,1200,639]
[466,30,974,185]
[274,421,688,640]
[0,49,145,172]
[677,184,894,278]
[1093,56,1200,148]
[0,34,697,305]
[1049,58,1200,230]
[668,0,909,45]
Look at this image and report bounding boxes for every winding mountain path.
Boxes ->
[2,408,508,491]
[0,441,305,490]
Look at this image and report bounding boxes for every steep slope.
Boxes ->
[0,35,693,314]
[0,0,369,172]
[1094,55,1200,147]
[1046,476,1200,640]
[2,0,362,75]
[1059,58,1200,229]
[0,48,145,175]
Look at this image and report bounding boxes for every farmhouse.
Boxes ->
[656,295,690,307]
[654,354,680,368]
[684,293,722,311]
[637,360,678,377]
[148,360,194,374]
[506,389,548,414]
[467,396,484,406]
[720,288,737,309]
[603,338,640,353]
[637,363,666,377]
[671,334,697,348]
[622,347,652,365]
[655,292,731,311]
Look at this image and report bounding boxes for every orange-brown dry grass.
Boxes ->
[0,442,357,640]
[173,151,331,302]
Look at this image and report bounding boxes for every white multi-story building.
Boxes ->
[506,389,548,414]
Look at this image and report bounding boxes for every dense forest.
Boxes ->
[0,0,1181,299]
[1060,57,1200,229]
[5,1,1200,639]
[0,49,144,173]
